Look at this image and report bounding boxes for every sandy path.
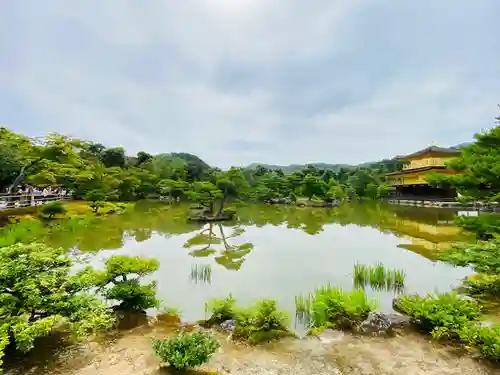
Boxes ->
[6,321,499,375]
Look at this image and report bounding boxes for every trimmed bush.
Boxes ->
[41,201,66,219]
[394,292,482,339]
[152,331,219,370]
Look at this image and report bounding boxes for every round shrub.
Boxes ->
[152,331,220,370]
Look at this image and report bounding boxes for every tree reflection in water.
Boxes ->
[184,223,254,271]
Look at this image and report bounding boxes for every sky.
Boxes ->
[1,1,499,168]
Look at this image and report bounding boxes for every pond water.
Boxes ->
[47,202,473,333]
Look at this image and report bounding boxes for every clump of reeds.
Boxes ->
[353,262,406,292]
[294,294,312,327]
[294,284,379,331]
[190,264,212,284]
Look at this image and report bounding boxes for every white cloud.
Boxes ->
[1,0,499,167]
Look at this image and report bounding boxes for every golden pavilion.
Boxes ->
[386,146,461,200]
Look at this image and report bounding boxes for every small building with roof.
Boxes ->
[385,146,461,200]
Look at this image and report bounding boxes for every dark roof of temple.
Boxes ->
[394,146,460,161]
[385,165,447,176]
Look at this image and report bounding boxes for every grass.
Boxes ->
[295,284,379,332]
[190,264,212,284]
[353,262,406,292]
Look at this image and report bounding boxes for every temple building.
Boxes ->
[386,146,461,200]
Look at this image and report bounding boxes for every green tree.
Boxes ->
[101,147,126,168]
[158,179,188,202]
[186,182,223,215]
[80,255,160,311]
[300,174,327,200]
[136,151,153,166]
[0,243,114,368]
[40,201,67,219]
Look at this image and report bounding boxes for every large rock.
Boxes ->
[220,319,236,333]
[356,312,411,336]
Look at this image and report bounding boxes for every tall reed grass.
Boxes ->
[294,284,379,330]
[353,262,406,292]
[190,264,212,284]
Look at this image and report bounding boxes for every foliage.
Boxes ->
[353,263,406,292]
[205,294,237,323]
[459,324,500,362]
[233,299,290,344]
[79,255,160,311]
[0,243,115,367]
[439,239,500,274]
[393,292,482,339]
[303,285,378,330]
[439,239,500,297]
[429,121,500,202]
[152,330,219,370]
[40,201,67,219]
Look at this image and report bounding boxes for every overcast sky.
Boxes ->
[1,1,499,167]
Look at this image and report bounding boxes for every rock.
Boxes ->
[221,319,236,333]
[385,313,412,330]
[357,312,391,335]
[356,312,412,336]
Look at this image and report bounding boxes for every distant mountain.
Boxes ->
[170,152,210,169]
[245,163,356,173]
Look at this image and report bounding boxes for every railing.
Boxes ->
[0,192,71,210]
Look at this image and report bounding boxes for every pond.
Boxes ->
[47,202,473,334]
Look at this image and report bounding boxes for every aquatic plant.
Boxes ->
[394,292,482,339]
[353,262,406,292]
[152,331,220,370]
[190,264,212,284]
[309,284,379,330]
[233,299,291,344]
[294,295,312,327]
[205,294,237,323]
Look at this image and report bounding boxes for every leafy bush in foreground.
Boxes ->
[309,285,378,330]
[152,331,219,370]
[459,324,500,362]
[394,292,482,339]
[234,299,290,344]
[0,243,115,369]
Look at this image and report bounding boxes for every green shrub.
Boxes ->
[152,331,219,370]
[0,243,115,370]
[77,255,160,311]
[394,292,482,339]
[205,294,237,323]
[234,299,290,344]
[459,324,500,362]
[40,201,66,219]
[310,285,378,330]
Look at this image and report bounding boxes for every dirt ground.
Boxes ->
[6,319,500,375]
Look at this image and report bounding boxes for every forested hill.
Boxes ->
[246,143,470,174]
[245,163,356,174]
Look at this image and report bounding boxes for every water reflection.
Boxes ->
[43,201,474,326]
[184,223,254,271]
